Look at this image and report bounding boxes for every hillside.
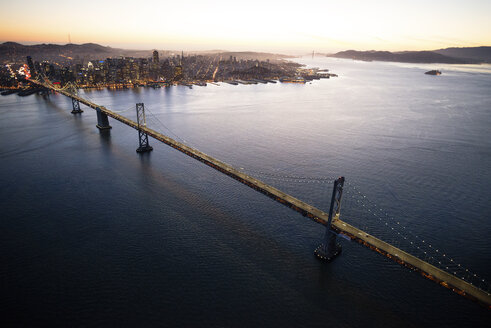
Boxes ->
[0,42,291,64]
[433,46,491,63]
[0,42,153,63]
[328,49,476,64]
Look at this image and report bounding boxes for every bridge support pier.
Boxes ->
[71,98,83,114]
[96,107,112,130]
[135,103,153,153]
[315,176,345,261]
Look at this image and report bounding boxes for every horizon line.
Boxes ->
[2,40,490,56]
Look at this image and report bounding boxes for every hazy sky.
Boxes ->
[1,0,490,53]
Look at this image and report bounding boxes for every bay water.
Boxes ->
[1,57,490,326]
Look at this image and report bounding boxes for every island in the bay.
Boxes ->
[0,42,336,91]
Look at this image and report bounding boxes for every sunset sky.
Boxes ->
[1,0,490,53]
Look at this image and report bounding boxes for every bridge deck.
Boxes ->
[31,80,491,307]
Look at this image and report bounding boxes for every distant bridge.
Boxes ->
[27,77,491,308]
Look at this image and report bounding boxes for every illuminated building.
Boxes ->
[26,56,36,78]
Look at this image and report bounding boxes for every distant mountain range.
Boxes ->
[0,42,291,63]
[433,47,491,62]
[328,47,491,64]
[0,42,166,62]
[2,42,489,65]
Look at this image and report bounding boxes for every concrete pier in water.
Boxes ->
[96,107,112,130]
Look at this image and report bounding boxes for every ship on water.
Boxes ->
[425,70,442,75]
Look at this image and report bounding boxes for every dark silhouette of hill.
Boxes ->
[0,42,291,63]
[0,42,114,54]
[433,46,491,63]
[328,49,478,64]
[218,51,293,61]
[0,42,153,62]
[3,42,488,64]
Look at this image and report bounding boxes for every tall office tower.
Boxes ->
[153,50,159,63]
[26,56,36,78]
[174,65,183,81]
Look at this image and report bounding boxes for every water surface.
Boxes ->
[1,57,490,326]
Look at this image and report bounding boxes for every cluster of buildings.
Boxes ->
[23,51,178,88]
[1,50,308,89]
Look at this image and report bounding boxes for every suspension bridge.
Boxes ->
[27,77,491,308]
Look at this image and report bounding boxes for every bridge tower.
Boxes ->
[136,103,153,153]
[64,83,83,114]
[71,98,83,114]
[315,176,345,261]
[96,107,112,130]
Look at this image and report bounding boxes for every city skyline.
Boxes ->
[1,0,490,54]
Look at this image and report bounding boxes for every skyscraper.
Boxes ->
[26,56,36,78]
[153,50,159,63]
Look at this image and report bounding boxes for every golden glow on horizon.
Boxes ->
[1,0,490,53]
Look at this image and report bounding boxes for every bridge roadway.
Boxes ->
[30,79,491,307]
